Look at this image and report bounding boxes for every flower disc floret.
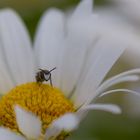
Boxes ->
[0,82,75,133]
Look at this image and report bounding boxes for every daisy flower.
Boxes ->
[0,0,140,140]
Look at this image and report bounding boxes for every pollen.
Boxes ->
[0,82,75,133]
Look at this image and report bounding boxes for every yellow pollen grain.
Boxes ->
[0,82,75,133]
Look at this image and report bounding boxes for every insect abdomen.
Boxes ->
[36,72,45,82]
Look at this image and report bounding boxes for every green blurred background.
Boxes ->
[0,0,140,140]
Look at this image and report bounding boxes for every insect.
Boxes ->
[36,67,56,87]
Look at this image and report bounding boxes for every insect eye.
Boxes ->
[44,72,50,75]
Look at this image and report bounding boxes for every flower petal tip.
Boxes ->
[14,105,41,139]
[45,113,79,140]
[52,113,79,131]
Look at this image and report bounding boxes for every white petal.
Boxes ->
[60,33,91,96]
[79,104,122,115]
[0,59,14,94]
[72,35,130,108]
[45,113,79,140]
[14,105,41,139]
[94,74,140,97]
[94,68,140,96]
[60,15,97,96]
[34,9,65,87]
[0,9,35,85]
[99,89,140,98]
[72,0,93,18]
[0,127,25,140]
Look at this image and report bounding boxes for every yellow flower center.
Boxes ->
[0,82,75,133]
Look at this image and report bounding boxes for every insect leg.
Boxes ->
[49,74,53,87]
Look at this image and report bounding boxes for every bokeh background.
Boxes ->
[1,0,140,140]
